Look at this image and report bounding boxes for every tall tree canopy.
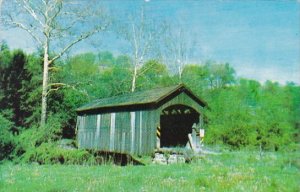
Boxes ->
[1,0,110,126]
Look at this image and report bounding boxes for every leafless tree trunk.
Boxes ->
[117,7,164,92]
[1,0,109,126]
[163,24,196,82]
[41,42,50,126]
[131,63,138,92]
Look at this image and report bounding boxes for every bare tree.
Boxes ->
[163,23,196,82]
[1,0,109,126]
[118,7,164,92]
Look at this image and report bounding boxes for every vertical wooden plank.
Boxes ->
[134,112,138,154]
[81,116,86,148]
[139,111,143,155]
[146,111,150,154]
[130,112,136,153]
[144,111,148,154]
[200,114,203,129]
[121,132,125,152]
[149,111,154,154]
[75,116,80,134]
[104,114,108,150]
[115,113,121,152]
[125,112,131,153]
[101,114,105,150]
[83,132,87,148]
[149,110,156,154]
[154,111,160,151]
[116,113,123,152]
[95,114,101,148]
[188,133,195,151]
[90,115,95,148]
[77,116,81,148]
[142,111,148,154]
[96,115,101,135]
[90,131,93,148]
[83,115,86,130]
[110,113,116,150]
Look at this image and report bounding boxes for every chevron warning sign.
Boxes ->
[157,126,161,138]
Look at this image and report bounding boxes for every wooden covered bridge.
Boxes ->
[76,84,207,155]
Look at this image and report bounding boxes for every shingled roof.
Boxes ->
[76,84,206,115]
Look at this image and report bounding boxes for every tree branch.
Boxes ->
[137,61,157,77]
[46,82,73,96]
[131,22,139,67]
[48,83,66,87]
[48,66,60,71]
[21,0,45,27]
[9,19,42,45]
[49,25,108,65]
[47,1,62,28]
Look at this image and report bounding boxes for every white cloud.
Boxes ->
[235,64,300,85]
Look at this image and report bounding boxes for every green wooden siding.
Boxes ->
[78,110,158,155]
[77,91,205,155]
[158,92,204,115]
[157,92,205,129]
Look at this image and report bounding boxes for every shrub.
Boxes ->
[13,114,63,161]
[18,142,97,165]
[0,114,15,160]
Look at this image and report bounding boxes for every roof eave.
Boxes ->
[76,84,208,115]
[76,102,157,115]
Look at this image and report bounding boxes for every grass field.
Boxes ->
[0,151,299,192]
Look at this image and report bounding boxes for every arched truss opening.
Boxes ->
[160,104,200,147]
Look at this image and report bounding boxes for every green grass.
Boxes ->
[0,151,299,192]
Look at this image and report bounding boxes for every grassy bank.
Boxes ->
[0,151,299,192]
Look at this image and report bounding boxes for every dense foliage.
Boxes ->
[0,43,299,162]
[0,114,15,160]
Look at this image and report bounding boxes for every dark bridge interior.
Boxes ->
[160,104,199,147]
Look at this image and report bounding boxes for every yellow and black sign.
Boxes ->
[156,126,161,138]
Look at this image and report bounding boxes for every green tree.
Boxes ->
[181,64,208,96]
[204,61,236,89]
[117,7,165,92]
[66,53,98,77]
[50,52,132,138]
[98,51,115,67]
[205,87,257,148]
[137,60,173,90]
[205,78,297,150]
[255,81,295,150]
[2,0,109,126]
[0,114,15,160]
[0,48,36,127]
[284,82,300,133]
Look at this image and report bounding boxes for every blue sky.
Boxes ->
[1,0,299,84]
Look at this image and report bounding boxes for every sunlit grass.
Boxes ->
[0,151,299,192]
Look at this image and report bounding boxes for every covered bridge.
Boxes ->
[76,84,207,155]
